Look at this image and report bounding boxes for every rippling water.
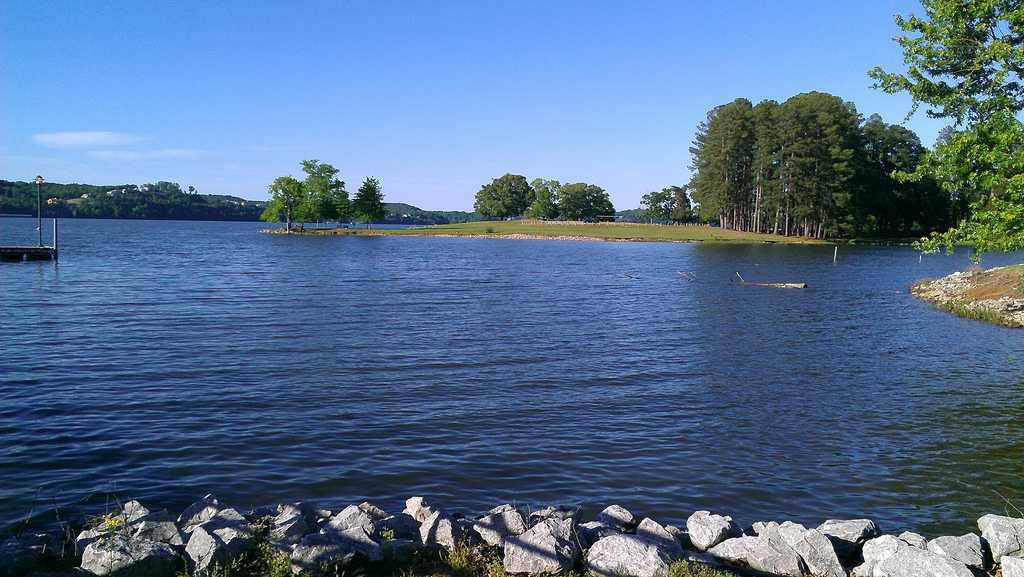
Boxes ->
[1,217,1022,536]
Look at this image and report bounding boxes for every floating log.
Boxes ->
[735,272,806,289]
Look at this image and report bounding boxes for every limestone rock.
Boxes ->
[853,535,908,577]
[817,518,879,560]
[80,535,178,577]
[686,511,740,551]
[927,533,987,571]
[270,507,311,546]
[580,521,618,547]
[768,521,844,577]
[503,517,579,574]
[708,535,806,577]
[898,531,928,549]
[1003,556,1024,577]
[587,534,672,577]
[528,506,578,527]
[876,546,974,577]
[76,528,106,552]
[598,505,637,532]
[184,508,253,573]
[403,497,438,523]
[330,504,383,534]
[290,527,381,571]
[636,518,683,558]
[419,511,467,551]
[978,514,1024,560]
[473,509,527,546]
[133,519,185,547]
[178,494,225,534]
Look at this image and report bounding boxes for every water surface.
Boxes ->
[1,217,1021,536]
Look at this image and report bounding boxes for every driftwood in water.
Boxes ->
[735,272,807,289]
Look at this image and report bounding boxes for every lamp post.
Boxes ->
[35,175,44,246]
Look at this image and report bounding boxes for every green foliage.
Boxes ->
[871,0,1024,259]
[301,160,349,223]
[557,182,614,221]
[474,174,533,218]
[670,186,692,223]
[666,560,740,577]
[526,179,561,219]
[688,92,947,238]
[354,177,386,225]
[641,186,690,223]
[262,175,305,231]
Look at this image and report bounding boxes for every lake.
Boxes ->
[1,217,1021,537]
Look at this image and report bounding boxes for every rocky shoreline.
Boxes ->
[3,495,1023,577]
[912,265,1024,327]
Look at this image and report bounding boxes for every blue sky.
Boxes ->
[2,1,943,211]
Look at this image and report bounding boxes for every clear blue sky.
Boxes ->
[2,0,943,211]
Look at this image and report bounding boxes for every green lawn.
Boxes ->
[310,220,825,244]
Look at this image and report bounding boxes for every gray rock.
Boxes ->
[1003,556,1024,577]
[503,517,579,574]
[927,533,987,570]
[978,514,1024,560]
[118,501,151,525]
[708,535,806,577]
[598,505,637,532]
[403,497,438,523]
[184,508,253,572]
[528,505,578,527]
[374,513,421,541]
[587,534,672,577]
[761,521,843,577]
[473,509,527,546]
[898,531,928,549]
[817,518,879,560]
[178,494,225,534]
[290,527,382,571]
[853,534,909,577]
[76,527,106,552]
[686,511,740,551]
[876,546,974,577]
[419,511,467,551]
[580,521,619,547]
[270,509,310,546]
[80,535,178,577]
[486,504,519,514]
[636,518,683,558]
[664,525,689,549]
[133,519,185,547]
[330,504,379,534]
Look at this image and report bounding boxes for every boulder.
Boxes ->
[80,535,178,577]
[587,534,672,577]
[853,535,909,577]
[270,508,311,546]
[374,514,421,540]
[528,506,578,527]
[817,518,879,560]
[636,518,683,558]
[330,504,382,534]
[686,511,740,551]
[403,497,437,523]
[875,546,974,577]
[580,521,619,547]
[118,501,151,525]
[978,514,1024,560]
[898,531,928,549]
[1003,556,1024,577]
[598,505,637,532]
[503,517,579,574]
[767,521,844,577]
[76,528,106,552]
[381,538,418,562]
[133,519,185,547]
[708,535,806,577]
[473,508,528,546]
[927,533,987,571]
[419,511,467,550]
[290,527,382,571]
[184,508,253,572]
[178,494,225,534]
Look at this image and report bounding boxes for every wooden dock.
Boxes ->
[0,246,57,261]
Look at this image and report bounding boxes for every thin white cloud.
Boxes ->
[33,131,141,148]
[87,148,203,161]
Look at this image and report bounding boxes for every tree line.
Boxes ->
[0,180,265,221]
[473,174,616,221]
[260,160,386,231]
[688,92,952,239]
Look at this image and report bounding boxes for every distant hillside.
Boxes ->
[0,179,481,224]
[383,203,483,225]
[615,208,646,223]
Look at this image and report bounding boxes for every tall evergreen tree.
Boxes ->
[353,177,385,227]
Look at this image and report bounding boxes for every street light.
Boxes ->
[35,175,44,246]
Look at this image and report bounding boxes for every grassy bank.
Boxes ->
[912,264,1024,327]
[285,220,825,244]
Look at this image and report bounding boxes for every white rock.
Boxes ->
[927,533,986,571]
[588,534,672,577]
[473,509,527,546]
[598,505,637,531]
[978,514,1024,560]
[817,518,879,559]
[80,535,178,577]
[1003,556,1024,577]
[636,518,683,558]
[708,535,806,577]
[403,496,437,523]
[184,508,253,573]
[178,494,225,534]
[503,517,578,574]
[686,511,739,551]
[419,511,467,551]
